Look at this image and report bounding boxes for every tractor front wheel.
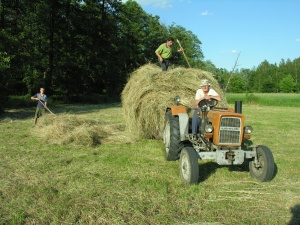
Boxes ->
[163,110,183,161]
[249,145,274,182]
[179,147,199,184]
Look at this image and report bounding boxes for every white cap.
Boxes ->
[200,79,210,87]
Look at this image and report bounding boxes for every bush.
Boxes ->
[244,93,259,104]
[0,84,9,113]
[51,94,120,104]
[7,95,34,108]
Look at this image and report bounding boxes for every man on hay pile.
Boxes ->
[31,87,48,126]
[155,37,183,71]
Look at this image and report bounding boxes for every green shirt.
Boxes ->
[155,43,173,59]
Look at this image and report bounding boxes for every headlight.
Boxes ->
[244,126,253,134]
[174,96,180,105]
[205,124,213,133]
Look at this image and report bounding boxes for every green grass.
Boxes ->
[226,93,300,107]
[1,98,300,224]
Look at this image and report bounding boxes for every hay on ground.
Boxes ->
[35,114,107,147]
[121,63,228,139]
[34,113,133,146]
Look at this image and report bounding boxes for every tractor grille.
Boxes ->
[219,117,241,144]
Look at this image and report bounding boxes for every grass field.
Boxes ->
[226,93,300,107]
[1,94,300,224]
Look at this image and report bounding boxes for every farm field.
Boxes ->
[226,92,300,107]
[0,94,300,225]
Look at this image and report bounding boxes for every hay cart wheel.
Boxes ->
[163,110,183,161]
[179,147,199,184]
[249,145,274,182]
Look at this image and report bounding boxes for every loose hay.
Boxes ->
[35,113,107,147]
[121,63,228,139]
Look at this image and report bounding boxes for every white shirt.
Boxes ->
[195,88,218,100]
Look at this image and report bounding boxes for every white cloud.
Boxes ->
[122,0,168,6]
[153,2,173,10]
[121,0,173,9]
[231,50,237,54]
[296,38,300,42]
[201,10,213,16]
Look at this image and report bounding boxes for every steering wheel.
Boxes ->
[198,98,219,108]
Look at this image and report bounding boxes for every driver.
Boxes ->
[191,79,221,136]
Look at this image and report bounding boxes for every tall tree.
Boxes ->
[0,51,10,112]
[168,23,203,68]
[280,74,295,93]
[119,0,168,71]
[293,57,300,92]
[227,75,246,93]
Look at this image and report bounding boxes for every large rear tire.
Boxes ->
[163,110,183,161]
[179,147,199,184]
[249,145,274,182]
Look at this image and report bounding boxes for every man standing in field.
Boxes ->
[155,37,183,71]
[31,87,48,126]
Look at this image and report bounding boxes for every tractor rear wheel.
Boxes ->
[249,145,274,182]
[163,110,183,161]
[179,147,199,184]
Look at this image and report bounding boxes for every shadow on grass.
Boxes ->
[288,204,300,225]
[197,161,248,183]
[273,163,278,179]
[197,161,251,183]
[198,161,278,183]
[52,102,121,115]
[198,161,221,182]
[0,103,121,121]
[0,108,34,120]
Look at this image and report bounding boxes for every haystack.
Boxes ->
[121,63,228,139]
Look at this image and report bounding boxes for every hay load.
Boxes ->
[121,63,228,139]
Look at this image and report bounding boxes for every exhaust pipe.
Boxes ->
[235,101,242,114]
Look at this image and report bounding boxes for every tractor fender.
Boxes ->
[178,113,189,141]
[167,106,189,141]
[168,106,187,115]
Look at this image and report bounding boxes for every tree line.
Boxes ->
[213,57,300,94]
[0,0,299,111]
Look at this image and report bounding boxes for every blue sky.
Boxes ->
[125,0,300,70]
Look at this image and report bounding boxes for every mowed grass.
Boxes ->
[1,98,300,225]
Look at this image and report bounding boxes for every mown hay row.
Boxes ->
[35,114,107,147]
[121,63,228,139]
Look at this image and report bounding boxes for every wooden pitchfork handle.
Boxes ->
[38,99,55,115]
[177,39,191,68]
